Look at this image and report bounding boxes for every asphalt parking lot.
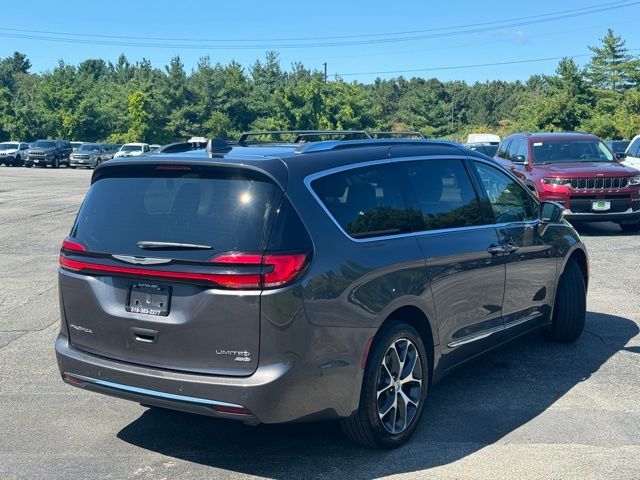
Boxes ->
[1,166,639,480]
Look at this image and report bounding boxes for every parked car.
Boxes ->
[0,141,30,166]
[605,139,630,159]
[622,134,640,169]
[467,133,500,144]
[56,132,588,448]
[113,143,151,158]
[70,142,84,152]
[495,132,640,232]
[464,142,499,157]
[69,143,111,169]
[25,139,72,168]
[149,144,161,152]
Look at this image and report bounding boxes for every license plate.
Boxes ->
[126,283,171,316]
[34,159,39,163]
[592,200,611,212]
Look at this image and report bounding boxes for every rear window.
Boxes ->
[71,167,279,261]
[310,163,411,239]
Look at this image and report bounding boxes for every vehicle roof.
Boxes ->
[508,132,600,142]
[121,142,148,146]
[94,139,493,190]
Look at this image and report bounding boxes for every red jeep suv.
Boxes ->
[495,132,640,232]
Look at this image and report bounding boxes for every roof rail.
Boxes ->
[369,131,426,139]
[295,138,460,154]
[237,130,371,144]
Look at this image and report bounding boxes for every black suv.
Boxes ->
[25,139,72,168]
[56,131,588,448]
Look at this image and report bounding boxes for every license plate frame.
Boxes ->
[126,283,171,316]
[592,200,611,212]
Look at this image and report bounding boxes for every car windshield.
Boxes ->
[121,145,143,152]
[532,140,614,164]
[0,143,19,150]
[79,144,100,151]
[32,141,56,148]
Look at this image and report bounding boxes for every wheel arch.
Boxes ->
[376,305,436,386]
[563,247,589,291]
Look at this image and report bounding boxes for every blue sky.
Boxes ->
[2,0,640,83]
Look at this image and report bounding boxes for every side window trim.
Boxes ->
[304,156,505,243]
[468,158,539,225]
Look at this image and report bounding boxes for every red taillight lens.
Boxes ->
[212,252,309,289]
[59,251,309,289]
[262,254,308,288]
[61,237,86,252]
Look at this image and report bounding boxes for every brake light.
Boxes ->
[213,252,309,288]
[61,237,86,252]
[58,251,309,289]
[155,165,192,171]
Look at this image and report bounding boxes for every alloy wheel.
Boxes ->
[376,337,423,434]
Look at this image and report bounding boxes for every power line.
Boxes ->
[0,0,630,44]
[335,48,640,77]
[0,1,636,50]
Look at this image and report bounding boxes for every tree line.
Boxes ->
[0,29,639,144]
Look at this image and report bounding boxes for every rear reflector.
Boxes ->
[62,373,87,386]
[209,405,252,415]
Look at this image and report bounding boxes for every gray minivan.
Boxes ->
[56,133,588,448]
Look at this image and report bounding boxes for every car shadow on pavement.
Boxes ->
[572,222,629,236]
[117,312,638,479]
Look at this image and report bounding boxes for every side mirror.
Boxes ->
[615,152,626,160]
[540,201,564,224]
[512,154,526,164]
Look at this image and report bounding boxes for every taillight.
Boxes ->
[61,237,86,252]
[59,249,309,290]
[213,252,309,289]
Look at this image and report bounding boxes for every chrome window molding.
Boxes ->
[303,155,554,244]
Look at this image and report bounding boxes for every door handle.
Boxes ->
[487,243,519,255]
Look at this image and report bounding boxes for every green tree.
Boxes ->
[586,29,636,92]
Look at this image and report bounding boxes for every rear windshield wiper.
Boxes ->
[137,241,212,250]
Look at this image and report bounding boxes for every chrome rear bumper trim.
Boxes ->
[63,372,244,409]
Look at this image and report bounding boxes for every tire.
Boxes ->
[15,155,21,167]
[547,259,586,342]
[25,163,32,168]
[52,157,59,169]
[340,322,428,449]
[619,222,640,233]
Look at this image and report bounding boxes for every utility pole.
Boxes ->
[323,62,327,83]
[451,97,455,133]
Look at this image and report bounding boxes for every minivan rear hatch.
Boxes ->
[59,163,295,376]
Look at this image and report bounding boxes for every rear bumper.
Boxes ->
[55,328,369,424]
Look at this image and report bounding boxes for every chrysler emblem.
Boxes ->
[112,255,171,265]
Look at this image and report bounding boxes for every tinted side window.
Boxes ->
[497,140,511,158]
[629,138,640,157]
[474,162,537,223]
[311,164,411,239]
[267,196,312,251]
[403,159,484,231]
